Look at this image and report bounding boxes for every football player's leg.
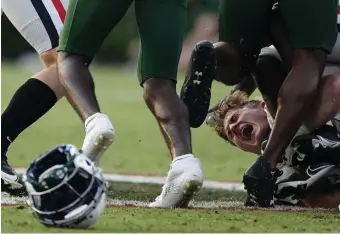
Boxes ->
[1,0,67,192]
[261,0,338,168]
[215,1,279,207]
[58,0,133,164]
[217,0,272,85]
[135,0,203,208]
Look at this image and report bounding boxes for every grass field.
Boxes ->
[1,63,255,180]
[3,205,339,233]
[2,182,340,232]
[2,63,339,233]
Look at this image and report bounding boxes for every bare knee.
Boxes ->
[58,52,88,69]
[143,79,175,106]
[40,49,58,67]
[213,42,243,85]
[214,41,261,86]
[143,79,188,121]
[58,51,73,64]
[33,49,65,99]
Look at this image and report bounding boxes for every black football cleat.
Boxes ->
[1,153,26,196]
[180,40,216,128]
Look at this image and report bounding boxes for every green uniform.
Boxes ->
[219,0,338,58]
[58,0,187,85]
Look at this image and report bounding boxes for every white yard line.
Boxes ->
[2,169,246,207]
[13,168,245,191]
[2,169,243,209]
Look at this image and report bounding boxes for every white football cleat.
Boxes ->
[149,155,203,208]
[82,113,115,165]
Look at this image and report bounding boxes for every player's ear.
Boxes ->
[260,101,265,108]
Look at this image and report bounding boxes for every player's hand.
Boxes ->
[291,125,340,165]
[243,156,279,207]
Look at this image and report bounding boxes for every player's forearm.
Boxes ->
[262,53,321,168]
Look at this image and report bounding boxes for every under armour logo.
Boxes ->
[193,71,202,85]
[195,71,202,77]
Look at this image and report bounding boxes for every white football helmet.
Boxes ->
[22,144,106,228]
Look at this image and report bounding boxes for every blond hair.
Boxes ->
[209,91,260,143]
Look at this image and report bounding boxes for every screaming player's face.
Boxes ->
[223,102,270,154]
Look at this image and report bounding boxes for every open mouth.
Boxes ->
[241,124,253,141]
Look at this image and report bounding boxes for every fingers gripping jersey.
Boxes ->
[262,107,340,206]
[2,0,68,54]
[264,105,340,166]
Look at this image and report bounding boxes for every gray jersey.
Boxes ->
[264,106,340,166]
[263,107,340,206]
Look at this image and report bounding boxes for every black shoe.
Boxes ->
[180,40,216,128]
[1,154,26,196]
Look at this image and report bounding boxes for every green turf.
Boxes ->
[2,182,339,232]
[2,205,339,233]
[1,63,257,180]
[107,182,247,202]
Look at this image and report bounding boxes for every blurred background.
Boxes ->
[2,0,219,71]
[1,0,255,180]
